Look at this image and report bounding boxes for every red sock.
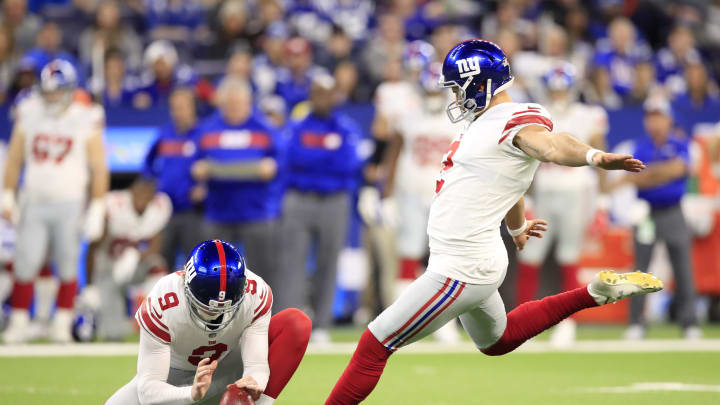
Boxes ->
[264,308,312,399]
[56,280,77,309]
[39,264,52,277]
[398,258,419,280]
[10,281,33,310]
[482,286,597,356]
[515,262,540,306]
[325,329,392,405]
[561,264,580,291]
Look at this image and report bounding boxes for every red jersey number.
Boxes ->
[187,343,228,366]
[158,292,179,311]
[32,135,74,163]
[245,279,257,295]
[435,138,461,193]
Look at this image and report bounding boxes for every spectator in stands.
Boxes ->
[275,74,361,343]
[495,28,532,102]
[23,21,80,76]
[198,0,253,62]
[276,36,326,114]
[592,17,653,100]
[315,25,355,72]
[362,14,407,87]
[672,62,720,136]
[618,97,700,340]
[191,78,282,281]
[134,40,197,109]
[0,0,41,53]
[97,48,137,108]
[144,88,203,268]
[657,25,702,96]
[626,62,658,106]
[430,24,461,63]
[79,0,143,85]
[258,94,286,128]
[482,0,536,49]
[0,25,18,104]
[334,59,361,104]
[252,22,288,97]
[145,0,205,43]
[39,0,95,55]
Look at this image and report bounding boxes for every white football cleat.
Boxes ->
[550,318,577,348]
[588,270,663,305]
[310,328,331,345]
[2,310,30,344]
[684,326,703,340]
[624,324,646,341]
[50,309,74,344]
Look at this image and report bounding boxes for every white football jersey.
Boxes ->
[396,110,456,203]
[427,102,553,283]
[96,190,172,266]
[15,90,104,203]
[533,102,608,192]
[135,270,272,371]
[374,81,422,133]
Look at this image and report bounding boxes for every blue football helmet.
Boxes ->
[403,40,435,73]
[40,59,77,93]
[39,59,77,115]
[543,62,576,92]
[439,39,514,122]
[184,240,247,331]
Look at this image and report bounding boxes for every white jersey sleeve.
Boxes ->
[136,330,194,405]
[135,277,175,345]
[497,103,554,158]
[239,309,271,390]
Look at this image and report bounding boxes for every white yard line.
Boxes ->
[577,382,720,393]
[2,339,720,357]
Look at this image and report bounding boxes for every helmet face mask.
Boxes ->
[183,240,247,332]
[39,59,77,116]
[439,39,514,123]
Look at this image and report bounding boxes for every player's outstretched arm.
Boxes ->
[136,330,212,405]
[85,130,110,242]
[513,125,646,172]
[1,125,25,221]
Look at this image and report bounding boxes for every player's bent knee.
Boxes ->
[275,308,312,343]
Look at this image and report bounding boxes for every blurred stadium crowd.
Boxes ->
[0,0,720,345]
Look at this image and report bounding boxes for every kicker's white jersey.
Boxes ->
[15,90,104,203]
[533,102,608,192]
[396,110,456,203]
[135,270,272,371]
[427,102,553,284]
[95,190,172,267]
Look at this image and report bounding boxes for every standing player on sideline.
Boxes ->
[515,63,609,346]
[325,40,663,404]
[1,60,109,344]
[106,240,312,405]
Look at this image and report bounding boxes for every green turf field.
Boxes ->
[2,350,719,404]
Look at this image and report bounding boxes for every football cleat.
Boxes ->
[588,270,664,305]
[2,310,30,344]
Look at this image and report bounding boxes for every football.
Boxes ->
[219,384,255,405]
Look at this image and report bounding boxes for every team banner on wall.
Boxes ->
[104,127,157,172]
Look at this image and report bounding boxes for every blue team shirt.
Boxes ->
[143,123,200,213]
[633,134,689,209]
[593,39,652,96]
[286,111,361,193]
[195,112,283,224]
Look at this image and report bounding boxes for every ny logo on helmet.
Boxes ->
[456,57,481,78]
